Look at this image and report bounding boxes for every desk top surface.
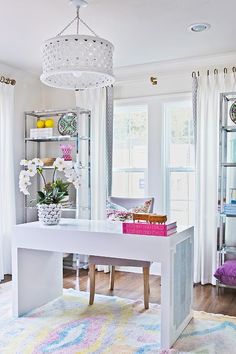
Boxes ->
[15,218,192,237]
[13,219,194,262]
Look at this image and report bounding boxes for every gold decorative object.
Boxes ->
[0,75,16,86]
[150,76,157,86]
[148,214,167,224]
[132,213,167,224]
[133,213,149,222]
[41,157,56,166]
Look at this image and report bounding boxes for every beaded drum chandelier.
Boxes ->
[40,0,115,90]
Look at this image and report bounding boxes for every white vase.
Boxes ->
[37,203,62,225]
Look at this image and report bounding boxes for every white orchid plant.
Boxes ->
[19,157,81,205]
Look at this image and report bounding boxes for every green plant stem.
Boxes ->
[52,167,57,183]
[37,169,47,187]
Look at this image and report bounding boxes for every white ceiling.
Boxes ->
[1,0,236,75]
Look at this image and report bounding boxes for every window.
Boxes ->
[112,104,148,197]
[165,98,195,225]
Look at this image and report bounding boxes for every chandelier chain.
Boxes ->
[77,16,98,36]
[56,6,98,37]
[77,7,80,34]
[57,15,78,36]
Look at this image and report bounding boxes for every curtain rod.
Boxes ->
[0,75,16,86]
[192,66,236,78]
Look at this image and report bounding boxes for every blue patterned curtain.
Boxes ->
[192,73,198,151]
[106,86,114,197]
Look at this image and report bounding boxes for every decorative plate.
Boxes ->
[57,112,78,136]
[230,102,236,124]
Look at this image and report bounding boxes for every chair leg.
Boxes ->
[143,266,150,310]
[109,266,115,290]
[89,264,96,305]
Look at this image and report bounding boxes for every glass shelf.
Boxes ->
[25,136,76,142]
[221,162,236,167]
[24,108,90,118]
[222,126,236,132]
[25,205,90,211]
[220,246,236,254]
[25,136,90,142]
[25,205,75,211]
[42,165,90,170]
[220,213,236,217]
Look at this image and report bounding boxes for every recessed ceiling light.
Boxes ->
[188,23,211,32]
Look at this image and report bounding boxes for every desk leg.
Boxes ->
[12,248,63,317]
[161,236,193,349]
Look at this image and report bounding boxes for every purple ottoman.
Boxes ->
[214,260,236,286]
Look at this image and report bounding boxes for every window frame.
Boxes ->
[112,102,149,197]
[163,95,195,224]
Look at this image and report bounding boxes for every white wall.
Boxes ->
[114,51,236,99]
[0,62,43,223]
[41,86,76,111]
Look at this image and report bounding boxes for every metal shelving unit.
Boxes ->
[24,108,91,274]
[218,92,236,290]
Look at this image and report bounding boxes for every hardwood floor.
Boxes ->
[63,269,236,317]
[2,270,236,317]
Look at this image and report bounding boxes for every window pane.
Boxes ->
[112,171,145,197]
[170,201,194,226]
[167,102,194,168]
[112,105,148,197]
[113,107,148,169]
[170,172,195,200]
[169,172,195,225]
[165,98,195,226]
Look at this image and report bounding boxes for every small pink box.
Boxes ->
[122,222,177,237]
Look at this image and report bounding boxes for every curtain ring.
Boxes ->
[207,70,210,76]
[232,67,236,73]
[214,69,218,75]
[224,68,228,74]
[197,71,200,77]
[192,71,196,78]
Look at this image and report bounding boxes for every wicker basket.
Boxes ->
[41,157,56,166]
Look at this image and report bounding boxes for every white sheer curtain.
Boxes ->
[0,83,16,281]
[75,88,107,220]
[194,71,236,285]
[75,88,109,272]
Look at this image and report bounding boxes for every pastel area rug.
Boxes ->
[0,282,236,354]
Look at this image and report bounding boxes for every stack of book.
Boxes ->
[30,128,53,138]
[223,203,236,215]
[122,220,177,237]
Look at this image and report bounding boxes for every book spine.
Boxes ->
[122,223,176,231]
[122,225,177,236]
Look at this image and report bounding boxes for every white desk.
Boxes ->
[12,219,194,350]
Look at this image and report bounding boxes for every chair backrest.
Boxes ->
[108,196,154,213]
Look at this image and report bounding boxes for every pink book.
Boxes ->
[122,222,177,237]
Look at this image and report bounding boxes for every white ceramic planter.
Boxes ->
[37,203,62,225]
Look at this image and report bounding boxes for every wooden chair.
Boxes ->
[89,196,154,310]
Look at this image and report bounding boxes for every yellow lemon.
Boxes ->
[45,118,54,128]
[37,119,45,128]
